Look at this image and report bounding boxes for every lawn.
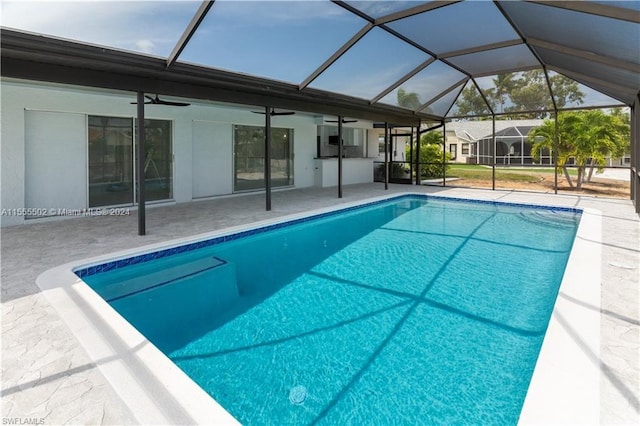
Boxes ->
[426,164,629,198]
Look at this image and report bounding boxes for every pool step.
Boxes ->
[102,256,230,302]
[108,256,239,342]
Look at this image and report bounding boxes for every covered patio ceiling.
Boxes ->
[1,0,639,123]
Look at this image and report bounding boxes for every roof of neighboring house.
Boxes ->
[446,119,544,142]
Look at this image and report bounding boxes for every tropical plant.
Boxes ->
[406,131,451,178]
[530,110,630,189]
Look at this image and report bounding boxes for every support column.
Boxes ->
[136,92,146,236]
[384,122,389,190]
[442,121,447,187]
[338,116,343,198]
[265,106,272,211]
[492,115,496,190]
[409,126,414,184]
[554,111,559,195]
[632,97,639,213]
[415,122,421,186]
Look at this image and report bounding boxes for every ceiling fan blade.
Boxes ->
[158,100,191,107]
[129,101,155,105]
[250,110,294,116]
[325,119,358,123]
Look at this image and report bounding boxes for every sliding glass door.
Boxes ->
[138,119,173,202]
[88,116,172,207]
[88,116,134,207]
[234,125,293,192]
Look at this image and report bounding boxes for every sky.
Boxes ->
[0,0,629,113]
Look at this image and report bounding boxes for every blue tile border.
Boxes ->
[74,194,582,278]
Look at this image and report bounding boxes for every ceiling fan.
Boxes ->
[325,118,358,123]
[130,94,191,107]
[251,108,295,116]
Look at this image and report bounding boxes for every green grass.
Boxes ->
[447,166,537,182]
[446,164,578,182]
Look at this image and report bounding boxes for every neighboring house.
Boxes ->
[475,124,551,165]
[444,119,544,164]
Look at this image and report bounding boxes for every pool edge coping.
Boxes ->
[35,192,599,424]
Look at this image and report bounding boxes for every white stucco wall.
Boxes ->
[0,79,364,226]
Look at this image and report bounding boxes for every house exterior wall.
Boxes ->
[0,79,373,227]
[444,130,472,164]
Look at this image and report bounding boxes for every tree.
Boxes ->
[580,110,629,182]
[530,110,630,190]
[455,85,494,117]
[407,131,451,178]
[397,88,421,110]
[492,73,517,114]
[451,71,585,119]
[504,70,583,118]
[549,73,584,110]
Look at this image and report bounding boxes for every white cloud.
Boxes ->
[135,39,156,54]
[1,1,199,56]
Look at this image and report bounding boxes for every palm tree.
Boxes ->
[531,110,630,190]
[579,110,629,183]
[530,113,582,188]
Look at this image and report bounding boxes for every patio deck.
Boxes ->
[2,183,638,424]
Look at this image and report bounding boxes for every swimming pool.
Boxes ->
[78,194,581,425]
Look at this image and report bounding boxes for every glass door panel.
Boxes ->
[234,125,293,192]
[271,128,294,187]
[139,119,173,202]
[88,116,134,207]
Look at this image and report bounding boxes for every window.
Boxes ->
[462,143,469,155]
[234,125,293,192]
[449,144,457,160]
[88,116,172,207]
[317,125,365,158]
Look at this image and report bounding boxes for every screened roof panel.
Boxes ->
[446,44,539,76]
[179,1,365,84]
[547,70,624,108]
[501,1,640,65]
[590,1,640,12]
[421,83,464,117]
[386,2,519,55]
[536,47,640,94]
[345,1,431,18]
[448,80,492,117]
[377,61,466,110]
[0,0,200,57]
[1,0,638,120]
[309,27,430,100]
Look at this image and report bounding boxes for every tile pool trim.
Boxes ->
[36,192,601,425]
[73,193,582,278]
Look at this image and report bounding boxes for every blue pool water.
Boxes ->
[81,195,581,425]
